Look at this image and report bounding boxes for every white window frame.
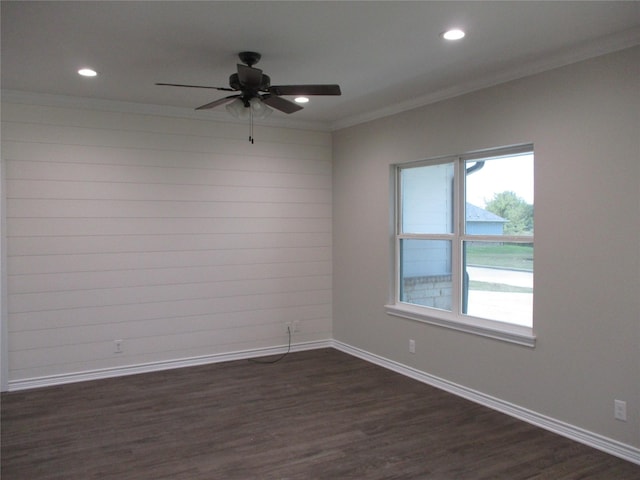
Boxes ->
[385,144,536,347]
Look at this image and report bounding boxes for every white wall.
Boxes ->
[1,44,638,457]
[332,47,640,447]
[1,103,332,383]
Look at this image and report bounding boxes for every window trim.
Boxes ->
[387,145,536,347]
[384,303,536,347]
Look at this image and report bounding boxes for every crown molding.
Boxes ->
[0,90,332,132]
[330,27,640,131]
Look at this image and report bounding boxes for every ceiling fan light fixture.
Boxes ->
[250,97,273,118]
[442,29,465,41]
[226,97,272,120]
[225,98,250,119]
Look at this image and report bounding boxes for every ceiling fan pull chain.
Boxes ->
[249,107,253,145]
[249,108,254,144]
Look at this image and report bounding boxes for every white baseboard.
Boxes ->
[7,339,332,392]
[332,340,640,466]
[7,338,639,466]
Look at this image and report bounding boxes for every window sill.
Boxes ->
[384,303,536,348]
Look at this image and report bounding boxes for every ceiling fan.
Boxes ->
[156,51,341,115]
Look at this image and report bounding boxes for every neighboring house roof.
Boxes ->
[466,203,507,223]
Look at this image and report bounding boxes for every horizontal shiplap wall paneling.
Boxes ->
[2,102,332,381]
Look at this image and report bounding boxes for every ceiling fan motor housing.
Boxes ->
[229,73,271,94]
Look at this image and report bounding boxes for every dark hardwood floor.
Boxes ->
[2,348,639,479]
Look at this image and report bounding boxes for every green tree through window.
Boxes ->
[485,191,533,235]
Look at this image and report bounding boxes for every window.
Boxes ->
[386,145,535,346]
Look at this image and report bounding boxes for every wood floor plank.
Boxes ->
[2,349,639,479]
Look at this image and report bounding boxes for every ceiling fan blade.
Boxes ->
[156,82,235,92]
[268,84,341,96]
[237,64,263,89]
[262,95,303,114]
[195,95,240,110]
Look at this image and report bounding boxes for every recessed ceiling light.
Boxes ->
[78,68,98,77]
[442,29,465,41]
[294,96,309,104]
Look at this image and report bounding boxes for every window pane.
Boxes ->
[465,153,533,236]
[400,239,452,311]
[462,241,533,327]
[401,162,454,234]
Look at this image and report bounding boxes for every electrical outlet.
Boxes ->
[114,339,123,354]
[409,339,416,354]
[614,399,627,421]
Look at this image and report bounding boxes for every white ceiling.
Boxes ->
[2,1,639,130]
